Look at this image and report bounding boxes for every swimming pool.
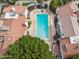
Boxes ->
[35,14,49,39]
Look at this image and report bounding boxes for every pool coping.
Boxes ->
[29,9,53,41]
[29,9,56,50]
[33,10,51,41]
[35,13,49,40]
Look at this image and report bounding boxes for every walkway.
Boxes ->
[53,43,62,59]
[47,10,56,50]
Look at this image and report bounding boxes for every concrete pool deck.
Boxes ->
[29,9,49,39]
[29,9,56,49]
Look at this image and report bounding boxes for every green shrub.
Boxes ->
[23,3,30,6]
[3,36,56,59]
[68,54,79,59]
[8,0,17,5]
[49,0,62,14]
[28,21,31,28]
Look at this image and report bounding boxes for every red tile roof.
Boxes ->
[60,38,79,58]
[58,3,79,58]
[3,6,25,14]
[58,4,75,37]
[2,16,26,49]
[0,6,26,53]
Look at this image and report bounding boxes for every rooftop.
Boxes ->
[57,1,79,58]
[0,6,26,53]
[60,38,79,58]
[58,4,74,37]
[58,1,79,37]
[3,6,25,14]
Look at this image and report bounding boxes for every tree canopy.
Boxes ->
[50,0,62,9]
[36,0,48,3]
[49,0,62,13]
[2,35,56,59]
[68,54,79,59]
[8,0,17,5]
[0,0,17,5]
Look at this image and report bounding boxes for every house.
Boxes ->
[57,1,79,59]
[60,38,79,58]
[0,6,26,54]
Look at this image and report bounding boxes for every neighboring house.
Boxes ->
[0,6,26,54]
[57,1,79,59]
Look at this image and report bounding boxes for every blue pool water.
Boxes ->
[36,14,48,39]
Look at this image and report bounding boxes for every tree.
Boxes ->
[0,0,17,5]
[8,0,17,5]
[68,54,79,59]
[36,0,43,3]
[49,0,62,13]
[36,0,48,3]
[2,35,56,59]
